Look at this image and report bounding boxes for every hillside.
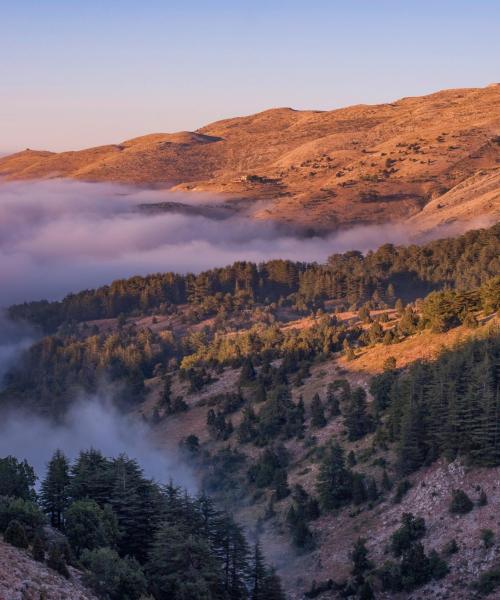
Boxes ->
[1,85,499,233]
[1,224,499,599]
[0,537,96,600]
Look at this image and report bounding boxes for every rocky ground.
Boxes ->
[0,538,96,600]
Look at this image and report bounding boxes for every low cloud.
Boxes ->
[0,180,418,307]
[0,394,196,490]
[0,312,37,382]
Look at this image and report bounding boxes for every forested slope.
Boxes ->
[1,223,499,599]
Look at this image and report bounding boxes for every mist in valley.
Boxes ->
[0,179,420,307]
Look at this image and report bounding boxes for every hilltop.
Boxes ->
[1,85,499,233]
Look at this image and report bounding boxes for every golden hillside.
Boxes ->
[1,85,499,232]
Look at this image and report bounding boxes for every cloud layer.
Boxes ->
[0,180,415,307]
[0,394,196,490]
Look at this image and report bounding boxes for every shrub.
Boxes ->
[47,544,70,578]
[474,567,500,596]
[428,549,449,579]
[4,519,28,549]
[391,513,426,557]
[449,489,474,515]
[82,547,147,600]
[0,496,45,539]
[442,539,458,556]
[32,533,46,562]
[480,529,494,549]
[392,479,411,504]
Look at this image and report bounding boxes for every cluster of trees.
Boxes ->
[0,451,286,600]
[372,332,500,473]
[180,315,352,371]
[316,443,380,512]
[9,224,498,332]
[1,327,172,412]
[377,513,449,593]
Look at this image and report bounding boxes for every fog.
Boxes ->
[0,393,196,490]
[0,313,37,381]
[0,179,416,307]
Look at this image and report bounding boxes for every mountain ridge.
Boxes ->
[1,84,499,234]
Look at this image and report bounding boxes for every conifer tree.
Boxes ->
[40,449,70,529]
[316,442,353,510]
[310,393,327,428]
[250,542,268,600]
[345,388,372,441]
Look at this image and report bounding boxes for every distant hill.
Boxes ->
[1,84,499,233]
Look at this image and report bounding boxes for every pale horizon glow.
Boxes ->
[1,1,499,153]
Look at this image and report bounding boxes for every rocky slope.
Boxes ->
[0,538,96,600]
[1,85,499,233]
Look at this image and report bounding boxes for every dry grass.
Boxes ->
[1,85,499,234]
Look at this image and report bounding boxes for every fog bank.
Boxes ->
[0,313,37,382]
[0,180,416,307]
[0,394,196,490]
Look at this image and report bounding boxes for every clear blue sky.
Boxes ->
[1,1,498,152]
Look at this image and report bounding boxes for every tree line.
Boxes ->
[0,450,286,600]
[9,223,499,331]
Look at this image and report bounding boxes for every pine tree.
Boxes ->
[40,449,70,529]
[264,567,287,600]
[345,387,372,441]
[250,542,268,600]
[240,358,256,385]
[351,538,373,578]
[273,469,290,501]
[397,401,426,475]
[316,442,353,510]
[326,382,341,417]
[147,525,220,600]
[310,393,327,428]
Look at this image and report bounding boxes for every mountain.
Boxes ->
[1,85,499,233]
[2,224,499,599]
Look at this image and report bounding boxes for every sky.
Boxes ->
[1,0,499,152]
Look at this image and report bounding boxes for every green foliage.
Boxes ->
[40,449,70,529]
[47,543,70,578]
[147,524,221,600]
[316,442,353,511]
[344,387,373,441]
[286,489,317,550]
[0,496,45,539]
[390,513,426,557]
[82,547,147,600]
[11,224,498,335]
[4,519,28,548]
[65,499,119,557]
[474,566,500,596]
[248,446,289,489]
[381,334,500,472]
[310,393,327,428]
[480,528,494,548]
[351,538,373,577]
[442,538,458,556]
[449,489,474,515]
[32,533,46,562]
[0,456,37,501]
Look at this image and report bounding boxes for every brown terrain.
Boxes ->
[0,538,96,600]
[1,85,499,234]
